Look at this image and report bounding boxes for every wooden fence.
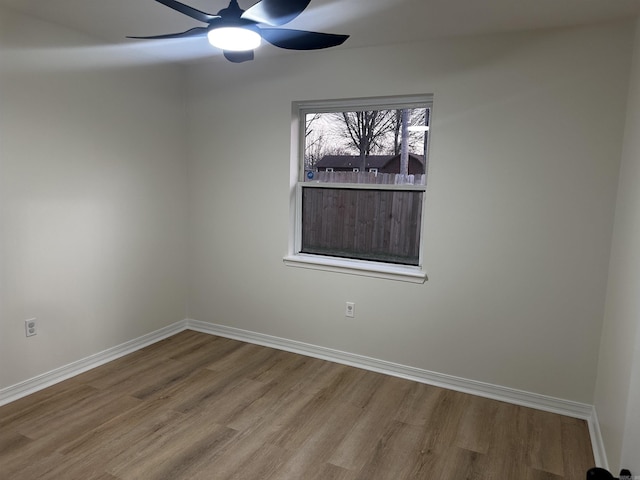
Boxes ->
[310,171,425,186]
[301,185,423,265]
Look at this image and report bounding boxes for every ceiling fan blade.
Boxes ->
[224,50,255,63]
[242,0,311,26]
[127,26,209,40]
[260,28,349,50]
[154,0,218,23]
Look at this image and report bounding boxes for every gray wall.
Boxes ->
[186,22,633,403]
[595,17,640,474]
[0,8,189,388]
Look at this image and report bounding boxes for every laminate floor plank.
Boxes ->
[75,344,181,389]
[303,462,358,480]
[560,416,596,479]
[328,375,416,471]
[266,397,362,478]
[393,381,443,427]
[83,358,184,400]
[526,409,565,476]
[405,449,444,479]
[249,350,312,383]
[524,468,564,480]
[16,389,141,440]
[58,398,185,458]
[163,330,229,362]
[2,395,144,479]
[127,357,210,400]
[167,336,246,371]
[0,429,32,460]
[187,384,328,479]
[437,446,487,480]
[0,331,596,479]
[0,382,96,430]
[454,394,499,454]
[483,402,530,479]
[415,388,469,456]
[107,419,238,480]
[201,342,273,374]
[353,420,427,480]
[268,366,364,452]
[211,442,292,480]
[162,368,253,415]
[8,452,77,480]
[184,427,292,480]
[337,369,386,409]
[287,359,349,396]
[204,345,290,386]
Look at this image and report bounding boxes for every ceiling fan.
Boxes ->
[128,0,350,63]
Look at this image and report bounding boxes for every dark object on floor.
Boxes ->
[587,467,633,479]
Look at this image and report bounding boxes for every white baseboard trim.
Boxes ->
[0,320,188,407]
[186,319,594,420]
[587,406,609,469]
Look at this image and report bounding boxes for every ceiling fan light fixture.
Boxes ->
[207,26,261,51]
[128,0,350,62]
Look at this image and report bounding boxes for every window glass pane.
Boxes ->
[301,187,423,266]
[304,108,430,186]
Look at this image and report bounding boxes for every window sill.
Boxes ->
[283,254,427,284]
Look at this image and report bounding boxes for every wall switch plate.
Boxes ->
[345,302,355,318]
[25,318,37,337]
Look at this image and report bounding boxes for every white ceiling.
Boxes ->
[1,0,639,64]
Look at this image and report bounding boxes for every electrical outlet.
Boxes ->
[345,302,355,318]
[25,318,37,337]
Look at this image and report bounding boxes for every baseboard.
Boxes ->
[0,320,188,407]
[186,318,594,420]
[588,406,609,469]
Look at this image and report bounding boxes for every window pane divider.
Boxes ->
[301,182,426,192]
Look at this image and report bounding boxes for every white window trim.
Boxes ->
[285,95,432,283]
[283,253,427,283]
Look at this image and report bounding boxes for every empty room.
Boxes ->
[1,0,640,478]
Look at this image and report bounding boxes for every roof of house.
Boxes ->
[316,154,424,169]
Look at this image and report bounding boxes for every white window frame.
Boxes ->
[284,95,432,283]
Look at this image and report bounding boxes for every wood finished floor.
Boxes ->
[0,330,595,480]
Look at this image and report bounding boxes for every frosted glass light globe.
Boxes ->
[208,27,261,51]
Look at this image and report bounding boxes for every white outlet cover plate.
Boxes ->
[346,302,355,317]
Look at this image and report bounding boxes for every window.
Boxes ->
[285,95,432,283]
